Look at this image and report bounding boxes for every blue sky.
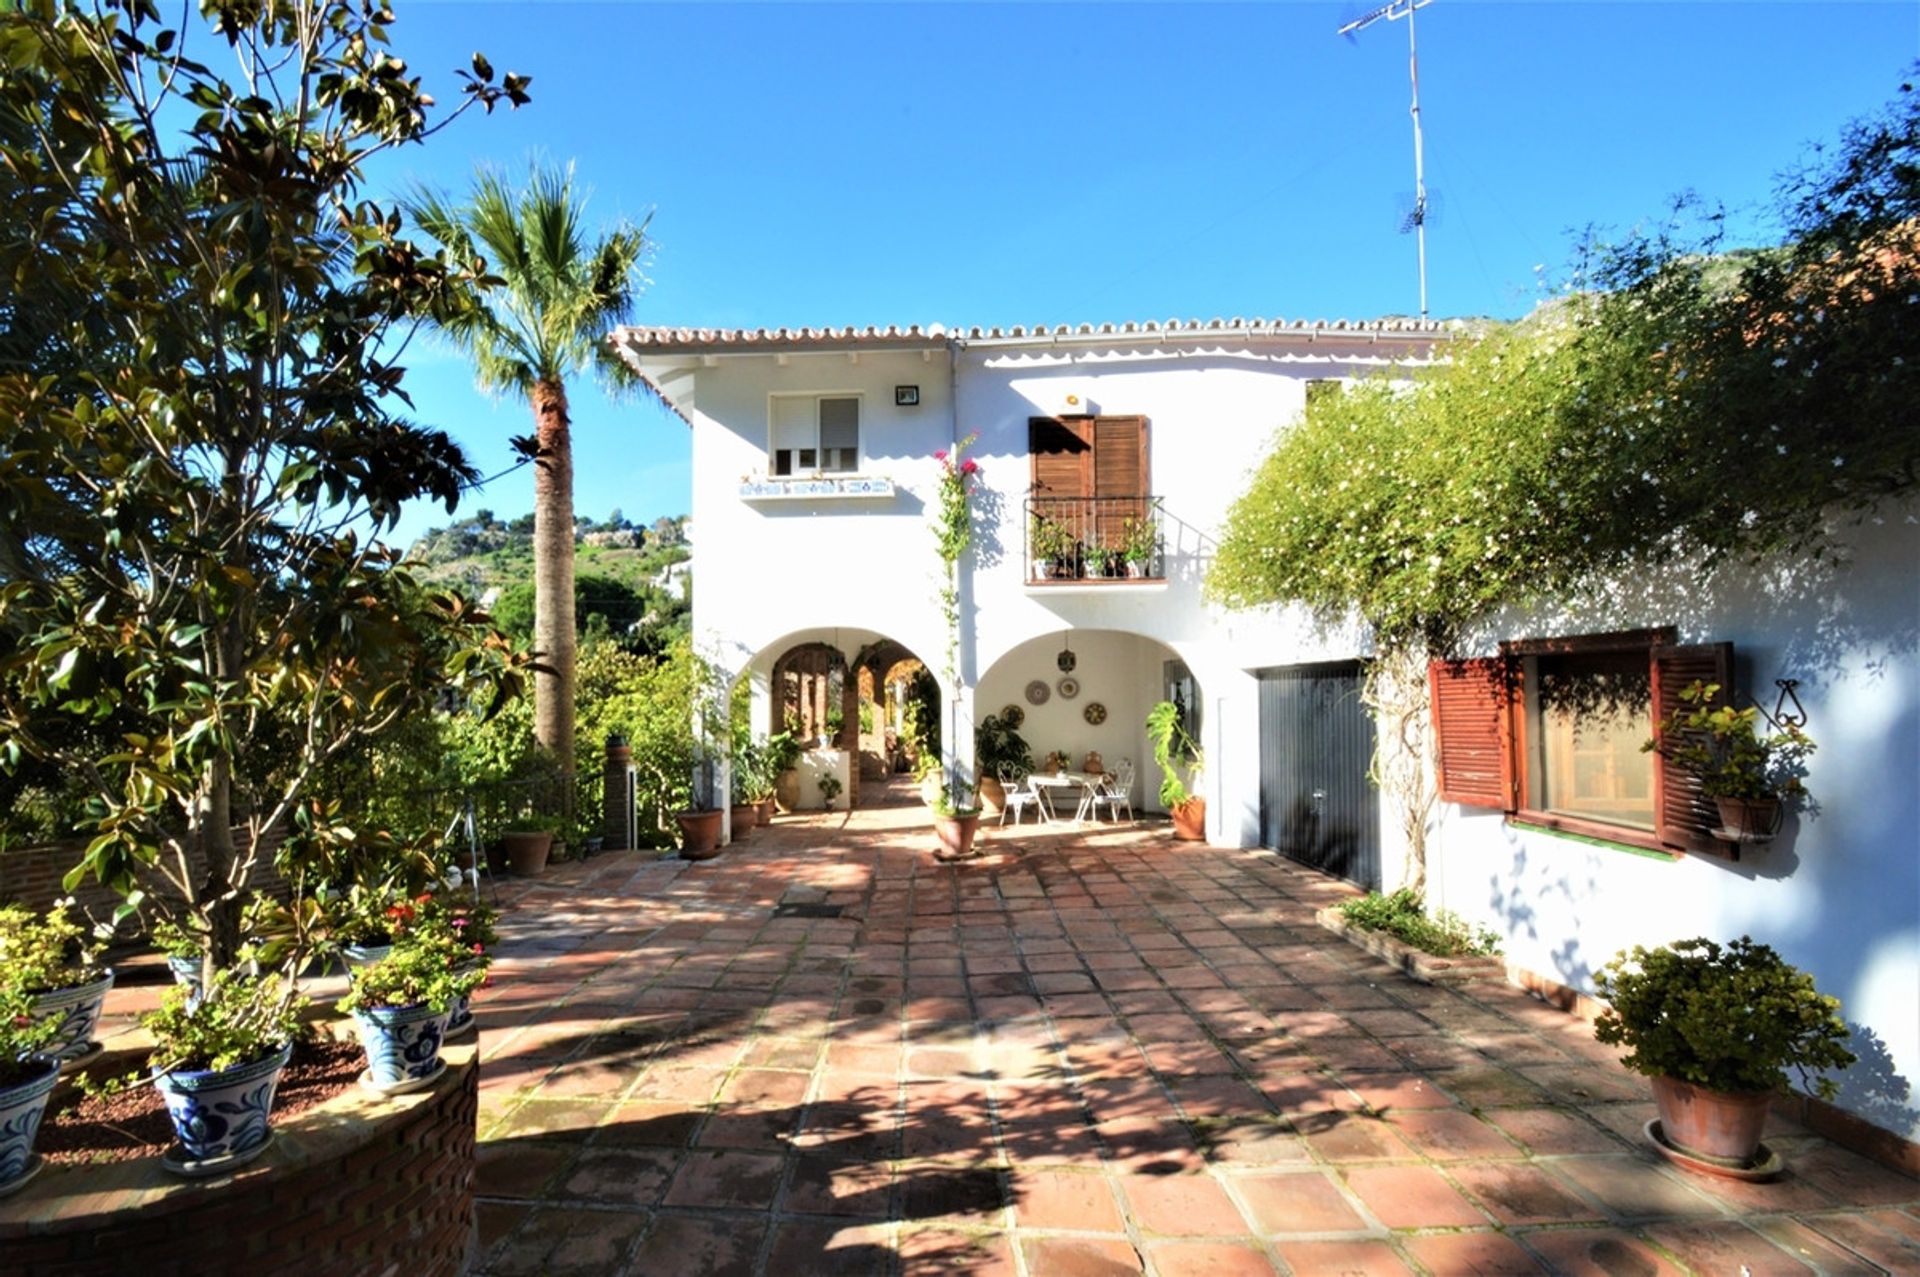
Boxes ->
[363,1,1919,549]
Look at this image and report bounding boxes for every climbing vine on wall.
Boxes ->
[931,433,980,686]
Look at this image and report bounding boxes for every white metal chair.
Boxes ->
[999,763,1044,826]
[1089,758,1135,823]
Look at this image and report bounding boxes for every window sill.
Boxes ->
[1506,813,1680,861]
[739,476,895,500]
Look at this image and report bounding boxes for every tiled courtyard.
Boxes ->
[447,788,1920,1275]
[73,784,1904,1275]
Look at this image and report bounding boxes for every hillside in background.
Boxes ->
[409,510,692,654]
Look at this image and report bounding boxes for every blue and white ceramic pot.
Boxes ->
[30,967,114,1066]
[352,1003,451,1094]
[153,1041,292,1175]
[0,1058,59,1197]
[444,966,481,1041]
[166,954,205,1007]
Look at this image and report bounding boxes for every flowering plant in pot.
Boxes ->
[409,895,497,1040]
[338,932,485,1095]
[144,967,309,1175]
[1119,514,1158,577]
[0,984,66,1197]
[0,903,111,1067]
[1644,681,1815,839]
[1593,936,1855,1168]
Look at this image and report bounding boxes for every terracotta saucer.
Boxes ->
[1644,1119,1784,1182]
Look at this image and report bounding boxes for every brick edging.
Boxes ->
[1313,904,1509,984]
[0,1044,478,1275]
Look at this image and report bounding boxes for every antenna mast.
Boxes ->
[1338,0,1434,319]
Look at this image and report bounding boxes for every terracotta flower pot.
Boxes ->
[1713,796,1780,839]
[1650,1074,1773,1165]
[774,770,801,813]
[1171,797,1207,842]
[756,797,777,826]
[676,809,723,860]
[729,803,758,839]
[502,831,552,876]
[976,775,1005,816]
[933,813,981,861]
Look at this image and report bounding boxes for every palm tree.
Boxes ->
[405,165,650,775]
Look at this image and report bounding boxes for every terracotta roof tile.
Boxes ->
[611,315,1459,354]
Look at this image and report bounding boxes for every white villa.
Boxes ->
[611,316,1920,1162]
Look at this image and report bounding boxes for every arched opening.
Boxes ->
[760,632,937,810]
[976,629,1202,818]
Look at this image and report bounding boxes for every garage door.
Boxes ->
[1258,662,1381,891]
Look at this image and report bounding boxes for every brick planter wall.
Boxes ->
[0,1044,477,1276]
[1,829,289,938]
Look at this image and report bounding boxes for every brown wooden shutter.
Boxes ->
[1029,418,1091,498]
[1429,657,1515,810]
[1650,642,1734,855]
[1091,416,1148,498]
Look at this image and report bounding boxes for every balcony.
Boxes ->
[1024,495,1169,588]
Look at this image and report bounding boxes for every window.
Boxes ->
[770,395,859,476]
[1429,629,1734,855]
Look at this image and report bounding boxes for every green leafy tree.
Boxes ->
[1210,73,1920,895]
[403,164,652,777]
[0,0,531,972]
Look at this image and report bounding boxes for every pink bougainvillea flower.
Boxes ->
[961,458,978,475]
[934,450,948,461]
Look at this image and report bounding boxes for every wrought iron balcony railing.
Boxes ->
[1024,495,1166,584]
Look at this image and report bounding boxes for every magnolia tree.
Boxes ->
[1209,75,1920,895]
[0,0,533,974]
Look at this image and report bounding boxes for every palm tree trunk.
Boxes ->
[531,377,577,776]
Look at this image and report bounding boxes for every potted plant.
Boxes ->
[338,932,485,1095]
[1594,936,1855,1168]
[149,916,205,1001]
[676,755,725,859]
[412,894,496,1041]
[1645,681,1815,839]
[766,731,804,814]
[931,779,983,861]
[0,984,65,1197]
[974,714,1034,815]
[1147,700,1206,841]
[1119,514,1157,578]
[501,811,564,875]
[1029,514,1077,580]
[818,766,844,811]
[728,739,760,840]
[146,967,308,1175]
[0,904,111,1068]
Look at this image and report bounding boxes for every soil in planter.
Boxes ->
[37,1037,363,1166]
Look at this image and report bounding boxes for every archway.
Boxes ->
[760,631,937,810]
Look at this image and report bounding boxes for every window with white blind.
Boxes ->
[769,395,859,476]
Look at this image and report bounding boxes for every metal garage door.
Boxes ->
[1258,662,1381,890]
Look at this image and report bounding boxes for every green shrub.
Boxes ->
[1337,889,1501,958]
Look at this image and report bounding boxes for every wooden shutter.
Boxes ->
[1029,418,1091,499]
[1429,657,1515,810]
[1091,416,1148,498]
[1650,642,1734,855]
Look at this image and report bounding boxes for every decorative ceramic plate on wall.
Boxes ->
[1024,680,1050,706]
[1056,677,1080,700]
[1083,702,1107,725]
[1002,704,1025,728]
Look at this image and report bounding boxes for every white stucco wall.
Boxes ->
[1426,508,1920,1143]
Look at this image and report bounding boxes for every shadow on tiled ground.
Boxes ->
[112,782,1914,1275]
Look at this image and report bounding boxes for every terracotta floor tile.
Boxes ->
[476,1139,574,1199]
[1400,1230,1546,1274]
[489,1205,650,1276]
[1451,1161,1606,1225]
[898,1226,1017,1276]
[1343,1164,1488,1229]
[556,1145,681,1206]
[1750,1218,1890,1275]
[1018,1235,1145,1276]
[1233,1170,1368,1234]
[718,1067,812,1106]
[1789,1144,1920,1207]
[1518,1226,1685,1276]
[1380,1107,1521,1161]
[1297,1114,1414,1163]
[784,1154,896,1217]
[1483,1106,1627,1155]
[766,1218,895,1276]
[627,1212,767,1277]
[1012,1167,1127,1232]
[1144,1239,1280,1275]
[1117,1173,1252,1236]
[1552,1155,1724,1221]
[660,1147,786,1210]
[1642,1220,1817,1275]
[1269,1239,1414,1275]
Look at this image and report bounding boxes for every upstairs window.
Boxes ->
[1430,629,1735,856]
[770,395,859,476]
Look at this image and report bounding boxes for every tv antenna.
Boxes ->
[1339,0,1435,318]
